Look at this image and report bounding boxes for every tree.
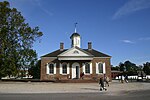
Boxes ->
[29,60,41,79]
[119,60,139,75]
[119,62,125,72]
[0,1,42,79]
[143,62,150,75]
[111,66,120,71]
[124,61,138,75]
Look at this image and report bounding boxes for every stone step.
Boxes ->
[55,79,98,83]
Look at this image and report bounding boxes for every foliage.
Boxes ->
[0,1,42,79]
[124,61,138,75]
[143,62,150,75]
[119,62,125,72]
[111,66,120,71]
[29,60,41,79]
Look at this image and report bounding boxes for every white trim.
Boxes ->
[61,62,68,75]
[96,63,99,74]
[46,63,49,74]
[58,57,93,60]
[48,63,55,75]
[72,62,80,79]
[94,57,111,58]
[60,63,62,74]
[84,62,92,75]
[96,62,106,74]
[82,63,85,73]
[90,63,92,74]
[103,63,106,74]
[54,63,56,74]
[67,63,70,74]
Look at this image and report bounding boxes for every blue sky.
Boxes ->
[2,0,150,66]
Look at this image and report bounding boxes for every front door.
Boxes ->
[72,62,80,79]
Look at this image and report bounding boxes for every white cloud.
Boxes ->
[32,0,53,16]
[112,0,150,19]
[121,40,135,44]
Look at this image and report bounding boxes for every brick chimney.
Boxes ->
[60,42,64,51]
[88,42,92,50]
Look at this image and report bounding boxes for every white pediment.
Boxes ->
[58,47,92,57]
[58,47,93,60]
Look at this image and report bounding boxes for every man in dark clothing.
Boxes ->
[99,77,107,91]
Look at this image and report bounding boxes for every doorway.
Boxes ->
[72,62,80,79]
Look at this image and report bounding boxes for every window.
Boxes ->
[98,63,103,73]
[73,50,79,54]
[62,63,67,74]
[49,64,54,74]
[85,63,90,74]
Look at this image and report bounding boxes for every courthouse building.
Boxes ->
[40,29,111,81]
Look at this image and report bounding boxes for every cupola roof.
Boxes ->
[70,33,80,39]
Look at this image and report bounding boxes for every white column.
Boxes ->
[67,63,70,74]
[90,63,92,74]
[54,63,56,74]
[60,63,62,74]
[96,63,99,74]
[46,63,49,74]
[103,63,106,74]
[82,63,85,73]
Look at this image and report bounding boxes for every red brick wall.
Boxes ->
[40,57,111,81]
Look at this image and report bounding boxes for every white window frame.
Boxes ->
[62,63,67,74]
[96,62,106,74]
[60,62,70,75]
[46,63,56,75]
[83,62,92,75]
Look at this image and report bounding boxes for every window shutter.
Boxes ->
[46,63,49,74]
[96,63,99,74]
[82,63,85,73]
[67,63,70,74]
[54,63,56,74]
[90,63,92,74]
[103,63,106,74]
[60,63,62,74]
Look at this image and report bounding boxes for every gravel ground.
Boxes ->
[0,81,150,94]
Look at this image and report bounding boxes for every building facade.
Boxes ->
[40,32,111,81]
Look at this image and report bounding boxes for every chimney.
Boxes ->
[88,42,92,50]
[60,42,64,51]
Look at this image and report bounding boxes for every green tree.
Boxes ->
[119,62,125,72]
[111,66,120,71]
[124,61,138,75]
[29,60,41,79]
[0,1,42,79]
[143,62,150,75]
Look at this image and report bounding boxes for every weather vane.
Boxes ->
[74,22,78,33]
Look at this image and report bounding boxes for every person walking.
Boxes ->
[99,77,107,91]
[124,74,128,83]
[104,74,110,87]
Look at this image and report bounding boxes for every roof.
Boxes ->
[42,48,111,58]
[83,49,111,57]
[70,33,80,39]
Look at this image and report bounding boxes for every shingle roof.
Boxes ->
[42,48,111,58]
[42,49,67,57]
[83,49,111,57]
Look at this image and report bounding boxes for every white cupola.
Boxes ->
[70,23,81,48]
[70,32,81,48]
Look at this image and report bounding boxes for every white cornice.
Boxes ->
[94,57,111,58]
